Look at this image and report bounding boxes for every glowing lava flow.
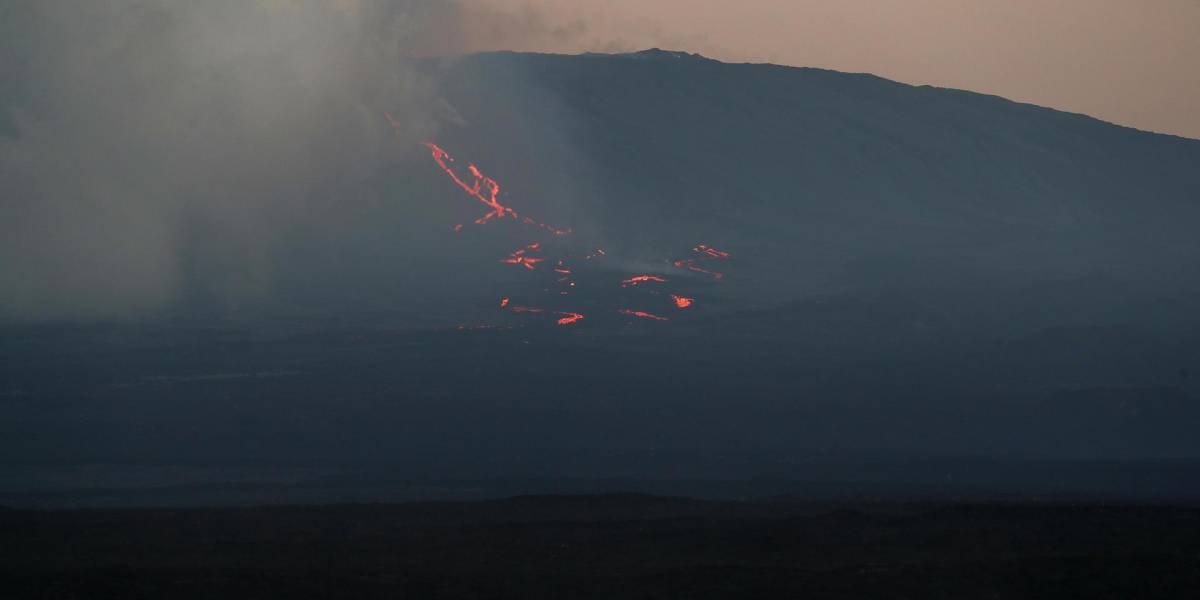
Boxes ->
[674,244,730,279]
[621,275,669,287]
[556,312,585,326]
[402,126,739,330]
[619,309,669,321]
[424,142,513,224]
[505,303,584,326]
[421,140,570,235]
[695,244,729,259]
[502,243,546,270]
[502,256,544,270]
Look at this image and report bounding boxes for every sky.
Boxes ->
[475,0,1200,140]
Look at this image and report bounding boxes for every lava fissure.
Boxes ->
[423,141,569,235]
[405,135,734,330]
[621,275,669,287]
[619,309,669,321]
[673,244,730,280]
[504,303,585,327]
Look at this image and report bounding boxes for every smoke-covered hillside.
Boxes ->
[4,49,1200,505]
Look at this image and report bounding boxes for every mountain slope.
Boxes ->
[3,51,1200,496]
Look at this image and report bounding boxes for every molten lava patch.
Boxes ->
[555,312,585,326]
[671,295,694,309]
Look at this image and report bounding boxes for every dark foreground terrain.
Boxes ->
[3,495,1199,599]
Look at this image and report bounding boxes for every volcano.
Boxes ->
[4,50,1200,504]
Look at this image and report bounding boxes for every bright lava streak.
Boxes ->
[619,309,669,321]
[425,142,515,225]
[502,243,546,270]
[555,312,585,326]
[671,295,694,309]
[502,256,544,270]
[695,244,729,258]
[418,140,570,235]
[621,275,669,287]
[673,244,730,280]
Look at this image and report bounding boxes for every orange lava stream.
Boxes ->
[695,244,730,258]
[421,140,569,235]
[671,295,694,309]
[621,275,669,287]
[401,126,736,330]
[502,243,546,270]
[425,142,515,224]
[555,312,585,326]
[673,244,730,280]
[619,309,669,321]
[502,256,544,270]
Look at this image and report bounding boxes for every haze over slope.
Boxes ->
[4,49,1200,503]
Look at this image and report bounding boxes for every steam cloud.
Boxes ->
[0,0,593,321]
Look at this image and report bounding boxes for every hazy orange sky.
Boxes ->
[475,0,1200,139]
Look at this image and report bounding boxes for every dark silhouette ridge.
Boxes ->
[3,495,1199,599]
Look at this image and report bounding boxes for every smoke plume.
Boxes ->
[0,0,585,321]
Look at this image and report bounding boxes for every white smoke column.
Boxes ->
[0,0,443,320]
